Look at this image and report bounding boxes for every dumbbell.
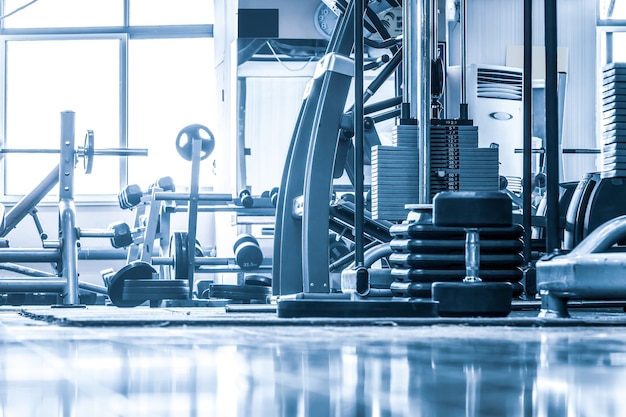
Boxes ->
[233,233,264,270]
[239,189,253,208]
[118,184,143,210]
[270,187,279,207]
[431,191,514,317]
[149,176,176,193]
[108,221,133,248]
[118,177,176,210]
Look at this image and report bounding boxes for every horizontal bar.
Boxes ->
[153,192,233,202]
[0,24,213,38]
[0,249,60,262]
[0,147,148,155]
[0,278,65,292]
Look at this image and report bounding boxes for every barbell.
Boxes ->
[0,130,148,174]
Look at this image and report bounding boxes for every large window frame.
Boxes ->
[0,0,214,202]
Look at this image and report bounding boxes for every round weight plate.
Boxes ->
[209,284,270,302]
[83,130,95,174]
[432,281,513,317]
[388,253,524,269]
[169,232,189,279]
[107,261,156,307]
[390,238,524,255]
[390,223,523,240]
[175,124,215,161]
[123,279,189,301]
[390,267,524,283]
[244,274,272,287]
[390,281,432,298]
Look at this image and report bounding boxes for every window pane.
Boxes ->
[2,0,123,28]
[4,39,120,196]
[128,38,215,189]
[614,32,626,62]
[129,0,214,25]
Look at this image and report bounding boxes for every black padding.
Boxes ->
[432,191,512,228]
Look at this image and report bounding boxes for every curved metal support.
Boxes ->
[537,214,626,318]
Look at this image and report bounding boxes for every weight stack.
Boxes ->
[371,124,419,221]
[388,206,524,298]
[601,62,626,179]
[430,119,499,199]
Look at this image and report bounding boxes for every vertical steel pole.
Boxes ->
[59,111,80,305]
[522,0,535,296]
[354,0,365,267]
[419,0,431,203]
[545,0,560,253]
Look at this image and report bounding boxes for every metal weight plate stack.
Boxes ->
[371,124,419,221]
[387,206,524,298]
[601,62,626,179]
[430,119,500,199]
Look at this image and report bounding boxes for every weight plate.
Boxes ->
[432,281,513,317]
[388,252,524,269]
[389,238,524,254]
[175,124,215,161]
[389,223,524,240]
[390,267,524,283]
[83,130,95,174]
[208,284,271,302]
[169,231,189,279]
[107,261,157,307]
[123,279,189,301]
[244,274,272,287]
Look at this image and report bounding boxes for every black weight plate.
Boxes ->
[123,279,189,301]
[390,281,432,298]
[389,223,524,240]
[107,261,156,307]
[389,238,524,254]
[175,124,215,161]
[390,267,524,283]
[244,275,272,287]
[389,253,524,269]
[169,231,189,279]
[209,284,270,302]
[432,281,513,317]
[124,279,189,288]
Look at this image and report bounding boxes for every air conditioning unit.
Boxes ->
[446,64,524,185]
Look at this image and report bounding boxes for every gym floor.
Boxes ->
[1,304,626,417]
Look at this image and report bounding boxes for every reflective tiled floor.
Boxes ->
[1,307,626,417]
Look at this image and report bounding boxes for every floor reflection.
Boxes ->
[1,322,626,417]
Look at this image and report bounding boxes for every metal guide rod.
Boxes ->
[59,110,80,305]
[419,0,431,203]
[522,0,534,290]
[186,137,202,297]
[456,1,472,121]
[354,0,365,267]
[545,0,560,253]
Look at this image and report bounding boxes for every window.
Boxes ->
[0,0,214,199]
[598,0,626,65]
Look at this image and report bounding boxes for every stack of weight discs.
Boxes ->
[430,119,499,199]
[387,207,524,298]
[371,124,419,221]
[601,62,626,179]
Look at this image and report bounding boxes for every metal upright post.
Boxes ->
[354,0,365,267]
[522,0,535,295]
[58,111,80,305]
[545,0,560,253]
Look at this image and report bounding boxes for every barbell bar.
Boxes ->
[0,130,148,174]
